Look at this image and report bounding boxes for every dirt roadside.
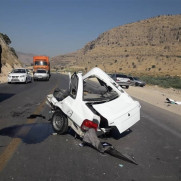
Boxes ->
[126,85,181,116]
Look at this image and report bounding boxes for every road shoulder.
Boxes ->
[126,85,181,116]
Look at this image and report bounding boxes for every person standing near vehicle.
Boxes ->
[0,44,2,73]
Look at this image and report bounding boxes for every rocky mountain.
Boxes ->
[52,15,181,76]
[0,34,21,83]
[16,52,36,66]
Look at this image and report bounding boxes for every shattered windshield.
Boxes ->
[83,76,118,102]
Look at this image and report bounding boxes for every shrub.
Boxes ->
[140,76,181,89]
[0,33,11,45]
[152,65,156,68]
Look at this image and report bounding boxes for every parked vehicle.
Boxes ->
[33,56,50,75]
[8,68,32,84]
[33,69,50,81]
[46,67,141,138]
[109,74,131,89]
[128,76,146,87]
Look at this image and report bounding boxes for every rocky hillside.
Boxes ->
[17,52,36,66]
[0,34,21,83]
[52,15,181,76]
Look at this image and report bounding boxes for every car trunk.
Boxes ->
[92,94,140,134]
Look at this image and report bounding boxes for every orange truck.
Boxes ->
[33,56,50,75]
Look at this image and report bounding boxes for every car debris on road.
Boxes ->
[81,128,138,165]
[46,67,141,164]
[166,98,181,105]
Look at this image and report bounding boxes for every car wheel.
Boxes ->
[135,82,139,86]
[25,78,28,84]
[125,86,129,89]
[52,110,68,134]
[8,82,11,84]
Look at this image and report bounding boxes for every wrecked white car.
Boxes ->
[47,67,141,138]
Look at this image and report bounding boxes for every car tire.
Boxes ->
[135,82,139,86]
[125,86,129,89]
[25,78,28,84]
[52,110,68,134]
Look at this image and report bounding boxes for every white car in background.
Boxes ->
[33,69,50,81]
[8,68,32,84]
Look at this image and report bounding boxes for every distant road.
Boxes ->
[0,73,181,181]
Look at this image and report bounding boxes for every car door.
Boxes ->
[58,73,97,127]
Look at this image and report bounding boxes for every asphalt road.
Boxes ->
[0,73,181,181]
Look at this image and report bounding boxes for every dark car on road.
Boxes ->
[128,76,146,87]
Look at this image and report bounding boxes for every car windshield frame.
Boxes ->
[36,70,47,73]
[34,61,47,66]
[12,69,26,73]
[83,76,119,102]
[116,74,128,78]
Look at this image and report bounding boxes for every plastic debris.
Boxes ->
[83,128,138,165]
[52,133,57,135]
[119,164,124,167]
[79,143,84,147]
[102,142,112,147]
[166,98,181,105]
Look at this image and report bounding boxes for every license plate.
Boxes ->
[12,79,19,82]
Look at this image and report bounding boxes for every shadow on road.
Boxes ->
[0,93,15,103]
[98,128,132,140]
[0,122,53,144]
[27,114,46,119]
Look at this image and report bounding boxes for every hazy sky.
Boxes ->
[0,0,181,57]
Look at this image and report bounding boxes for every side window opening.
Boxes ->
[70,73,78,99]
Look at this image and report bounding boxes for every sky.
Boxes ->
[0,0,181,57]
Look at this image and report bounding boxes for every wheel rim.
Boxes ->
[53,114,64,131]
